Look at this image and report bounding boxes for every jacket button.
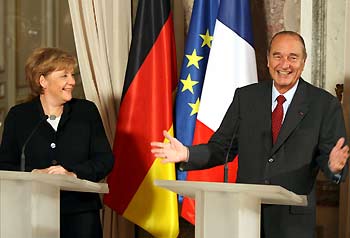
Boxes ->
[51,160,58,165]
[264,180,270,184]
[268,158,274,163]
[50,143,56,149]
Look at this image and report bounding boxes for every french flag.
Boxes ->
[182,0,258,224]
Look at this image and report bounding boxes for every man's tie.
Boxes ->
[272,95,286,144]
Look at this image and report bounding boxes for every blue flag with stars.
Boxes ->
[175,0,220,182]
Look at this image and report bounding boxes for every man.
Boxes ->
[151,31,349,238]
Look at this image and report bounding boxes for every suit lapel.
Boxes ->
[272,79,310,154]
[260,81,274,153]
[33,96,55,135]
[58,101,72,130]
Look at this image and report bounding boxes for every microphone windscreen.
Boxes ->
[49,115,56,120]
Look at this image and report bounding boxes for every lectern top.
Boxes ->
[155,179,307,206]
[0,170,108,193]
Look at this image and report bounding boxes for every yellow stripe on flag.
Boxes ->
[123,126,179,238]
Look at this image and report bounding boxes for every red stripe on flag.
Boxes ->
[181,119,238,224]
[104,15,177,214]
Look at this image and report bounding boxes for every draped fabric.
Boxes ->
[182,0,258,224]
[104,0,179,237]
[68,1,133,237]
[174,0,220,185]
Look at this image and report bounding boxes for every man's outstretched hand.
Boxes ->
[151,130,189,164]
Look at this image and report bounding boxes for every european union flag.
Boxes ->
[175,0,220,182]
[181,0,258,223]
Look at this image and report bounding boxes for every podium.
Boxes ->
[155,180,307,238]
[0,170,108,238]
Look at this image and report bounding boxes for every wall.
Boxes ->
[0,0,82,140]
[301,1,348,237]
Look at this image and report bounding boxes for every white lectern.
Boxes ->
[0,170,108,238]
[155,180,307,238]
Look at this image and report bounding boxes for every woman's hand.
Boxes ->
[32,165,77,178]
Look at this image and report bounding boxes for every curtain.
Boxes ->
[68,0,133,237]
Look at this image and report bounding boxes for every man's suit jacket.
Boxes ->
[183,79,347,238]
[0,97,114,214]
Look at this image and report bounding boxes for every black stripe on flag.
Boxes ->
[122,0,171,98]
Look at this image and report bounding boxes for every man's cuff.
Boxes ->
[332,173,342,184]
[328,161,342,184]
[178,147,189,172]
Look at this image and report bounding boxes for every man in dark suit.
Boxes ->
[151,31,349,238]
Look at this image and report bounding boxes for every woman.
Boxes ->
[0,48,114,238]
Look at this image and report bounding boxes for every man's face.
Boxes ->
[267,34,306,94]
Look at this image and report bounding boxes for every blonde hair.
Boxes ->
[25,47,77,97]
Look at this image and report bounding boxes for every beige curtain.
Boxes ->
[67,0,134,237]
[339,1,350,237]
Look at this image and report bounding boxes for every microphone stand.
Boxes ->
[223,120,239,183]
[223,133,236,183]
[20,115,48,171]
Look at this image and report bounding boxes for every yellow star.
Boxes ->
[185,49,204,69]
[180,74,199,94]
[188,98,200,116]
[200,29,214,48]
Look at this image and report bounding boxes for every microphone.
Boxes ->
[20,115,48,171]
[223,120,239,183]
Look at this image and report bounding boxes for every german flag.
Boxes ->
[104,0,179,237]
